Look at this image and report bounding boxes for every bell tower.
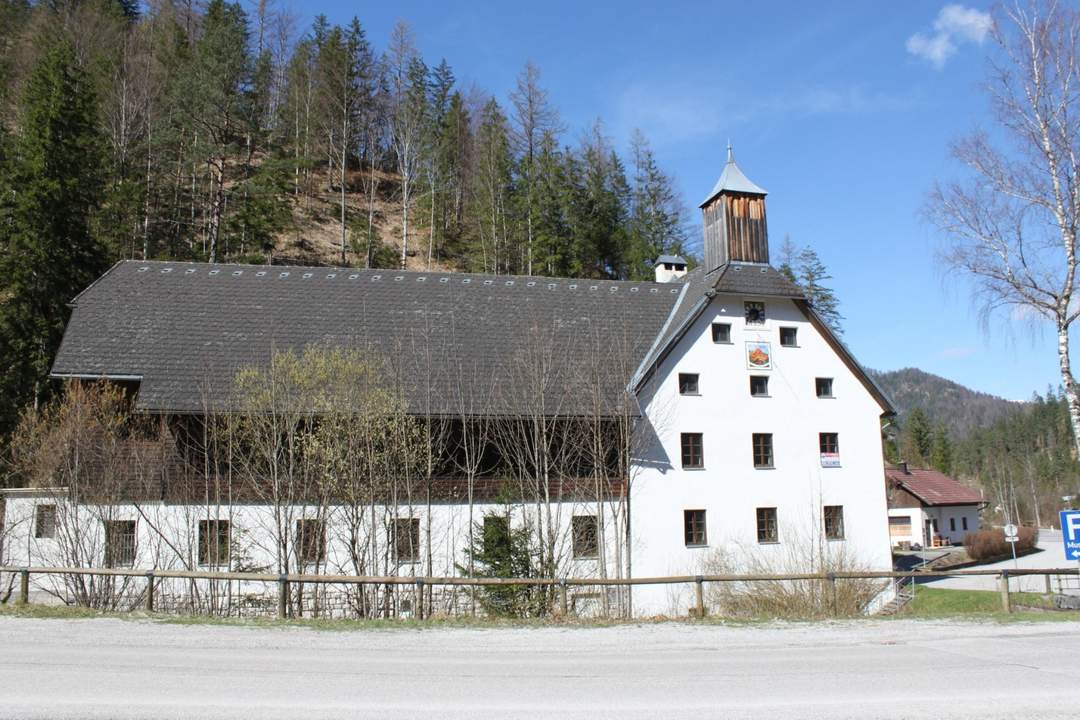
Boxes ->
[700,144,769,272]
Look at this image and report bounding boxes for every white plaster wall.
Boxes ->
[886,508,924,547]
[631,292,894,616]
[1,494,621,607]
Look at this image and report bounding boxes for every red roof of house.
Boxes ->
[885,465,985,506]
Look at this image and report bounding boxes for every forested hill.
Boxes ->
[870,368,1026,439]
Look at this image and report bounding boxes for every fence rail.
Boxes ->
[3,565,1078,619]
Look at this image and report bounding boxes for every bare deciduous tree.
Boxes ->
[932,1,1080,453]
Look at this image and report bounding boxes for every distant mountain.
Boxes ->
[868,367,1027,438]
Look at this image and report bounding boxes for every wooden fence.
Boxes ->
[2,565,1078,618]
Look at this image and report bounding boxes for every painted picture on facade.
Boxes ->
[746,341,772,370]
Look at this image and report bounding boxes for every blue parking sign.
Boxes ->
[1061,510,1080,560]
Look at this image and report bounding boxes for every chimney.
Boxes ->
[898,461,909,474]
[653,255,688,283]
[699,143,769,273]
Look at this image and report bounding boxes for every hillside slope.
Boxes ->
[870,368,1026,438]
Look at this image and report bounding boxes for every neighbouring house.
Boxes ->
[885,463,985,549]
[0,146,897,617]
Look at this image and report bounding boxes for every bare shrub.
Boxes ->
[963,526,1038,561]
[701,540,884,619]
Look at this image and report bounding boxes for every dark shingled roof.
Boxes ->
[53,261,684,416]
[53,259,886,416]
[886,466,985,506]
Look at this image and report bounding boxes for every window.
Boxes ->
[572,516,599,558]
[711,322,731,343]
[744,301,765,325]
[949,517,956,532]
[198,520,230,566]
[393,517,420,563]
[104,520,136,567]
[820,432,840,467]
[296,519,326,565]
[962,517,969,531]
[681,432,703,469]
[34,504,57,539]
[750,375,769,397]
[756,507,778,543]
[684,510,707,546]
[678,373,700,395]
[779,327,798,346]
[752,433,773,468]
[824,506,845,540]
[815,377,834,398]
[482,515,510,558]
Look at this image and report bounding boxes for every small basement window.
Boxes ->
[744,301,765,326]
[679,373,700,395]
[824,506,845,540]
[572,515,599,558]
[816,377,834,398]
[393,517,421,563]
[198,519,230,566]
[780,327,798,347]
[681,432,704,469]
[750,375,769,397]
[296,518,326,565]
[757,507,779,543]
[104,520,137,568]
[34,504,57,539]
[752,433,773,468]
[711,322,731,343]
[684,509,707,546]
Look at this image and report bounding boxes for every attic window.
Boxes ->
[348,274,358,279]
[185,268,196,274]
[394,276,404,281]
[327,273,336,278]
[527,281,537,287]
[418,277,427,282]
[161,268,173,273]
[137,267,149,272]
[232,271,242,276]
[744,301,765,325]
[711,322,731,344]
[750,376,769,397]
[209,270,220,275]
[256,271,267,277]
[279,272,289,278]
[303,272,313,279]
[440,278,449,283]
[484,279,493,285]
[816,378,834,398]
[780,327,798,347]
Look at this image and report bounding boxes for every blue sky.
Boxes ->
[305,0,1060,401]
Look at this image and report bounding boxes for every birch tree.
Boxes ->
[932,1,1080,455]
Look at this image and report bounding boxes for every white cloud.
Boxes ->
[907,4,992,69]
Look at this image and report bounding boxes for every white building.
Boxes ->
[1,148,896,617]
[885,463,984,549]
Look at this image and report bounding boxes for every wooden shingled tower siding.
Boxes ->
[700,143,769,271]
[702,192,769,268]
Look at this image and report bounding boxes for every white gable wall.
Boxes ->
[630,292,893,615]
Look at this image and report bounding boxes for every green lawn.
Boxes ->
[899,586,1071,621]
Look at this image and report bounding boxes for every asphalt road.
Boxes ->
[2,616,1079,719]
[925,528,1079,593]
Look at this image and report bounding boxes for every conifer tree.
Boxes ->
[931,424,953,474]
[903,408,934,466]
[0,42,108,432]
[796,247,843,335]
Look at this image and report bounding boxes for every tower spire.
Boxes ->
[700,143,770,271]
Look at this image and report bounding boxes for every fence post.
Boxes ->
[694,576,706,618]
[145,571,155,613]
[559,579,568,617]
[1045,573,1052,595]
[18,568,29,605]
[414,579,424,621]
[277,574,289,620]
[827,572,838,616]
[999,571,1011,613]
